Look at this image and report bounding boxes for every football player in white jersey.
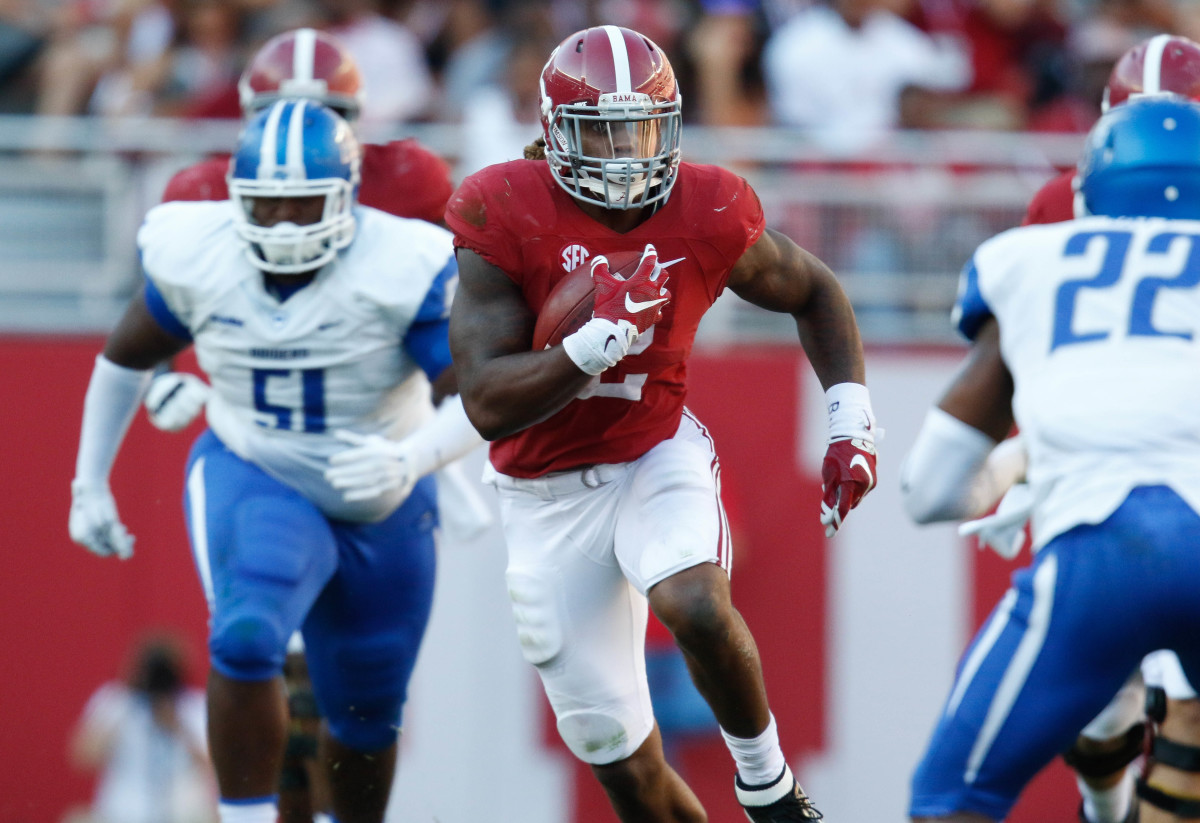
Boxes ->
[68,100,482,823]
[899,94,1200,823]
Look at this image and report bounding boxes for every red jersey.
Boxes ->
[1021,169,1076,226]
[161,139,453,225]
[446,160,765,478]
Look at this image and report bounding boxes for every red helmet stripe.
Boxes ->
[602,25,633,94]
[293,27,317,82]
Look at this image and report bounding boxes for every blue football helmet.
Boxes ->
[227,99,361,274]
[1077,94,1200,220]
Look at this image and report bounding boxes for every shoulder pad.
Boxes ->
[161,157,230,203]
[342,207,454,307]
[139,201,238,287]
[360,139,453,223]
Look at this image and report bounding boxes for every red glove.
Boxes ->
[591,244,671,336]
[821,437,877,537]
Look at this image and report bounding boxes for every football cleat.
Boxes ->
[735,765,823,821]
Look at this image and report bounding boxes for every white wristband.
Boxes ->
[826,382,876,443]
[75,354,154,485]
[562,317,637,376]
[406,394,485,477]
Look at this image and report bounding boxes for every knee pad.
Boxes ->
[1062,723,1146,778]
[319,637,411,752]
[557,709,650,765]
[324,698,402,752]
[506,568,564,667]
[209,611,289,680]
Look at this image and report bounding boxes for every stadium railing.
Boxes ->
[0,115,1085,343]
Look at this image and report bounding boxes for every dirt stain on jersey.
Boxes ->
[451,192,487,228]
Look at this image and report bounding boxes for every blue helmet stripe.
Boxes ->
[274,99,292,171]
[286,100,308,177]
[258,100,287,179]
[230,99,360,186]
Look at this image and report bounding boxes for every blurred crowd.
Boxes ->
[0,0,1195,142]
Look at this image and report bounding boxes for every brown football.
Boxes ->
[531,250,643,350]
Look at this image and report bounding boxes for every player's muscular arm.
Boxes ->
[726,228,865,389]
[103,291,192,370]
[449,248,595,440]
[70,291,190,561]
[935,318,1014,441]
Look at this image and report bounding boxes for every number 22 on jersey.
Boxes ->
[1053,229,1200,351]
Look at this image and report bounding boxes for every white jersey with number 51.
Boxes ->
[138,199,457,522]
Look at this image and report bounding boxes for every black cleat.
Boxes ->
[735,765,823,821]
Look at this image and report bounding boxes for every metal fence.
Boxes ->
[0,115,1086,342]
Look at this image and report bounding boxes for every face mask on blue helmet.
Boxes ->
[227,99,362,274]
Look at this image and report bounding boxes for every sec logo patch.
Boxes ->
[560,244,590,272]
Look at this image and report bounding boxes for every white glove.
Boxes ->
[958,483,1036,560]
[144,372,210,432]
[69,480,134,559]
[325,431,419,503]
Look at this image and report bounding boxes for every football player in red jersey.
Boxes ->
[446,24,877,823]
[1022,34,1200,226]
[147,26,455,433]
[162,27,451,223]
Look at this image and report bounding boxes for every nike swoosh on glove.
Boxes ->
[144,372,210,432]
[591,243,672,336]
[820,438,877,537]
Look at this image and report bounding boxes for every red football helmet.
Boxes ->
[539,25,682,210]
[1103,34,1200,112]
[238,28,366,121]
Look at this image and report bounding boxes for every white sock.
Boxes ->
[218,797,278,823]
[1077,770,1135,823]
[720,713,787,786]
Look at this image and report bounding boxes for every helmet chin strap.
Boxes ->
[257,222,328,267]
[578,160,662,205]
[246,220,343,275]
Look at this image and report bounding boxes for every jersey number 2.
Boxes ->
[253,368,326,432]
[1053,230,1200,351]
[578,327,654,401]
